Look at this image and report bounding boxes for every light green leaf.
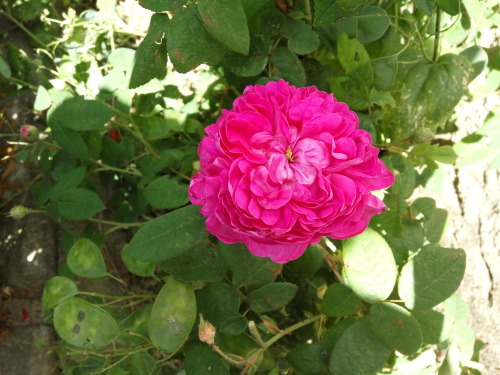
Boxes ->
[149,277,196,352]
[414,0,435,15]
[168,6,224,73]
[144,175,189,210]
[42,276,78,312]
[248,282,298,313]
[0,56,11,78]
[322,283,362,317]
[129,14,169,89]
[330,318,391,375]
[337,33,373,84]
[48,97,115,131]
[282,19,319,55]
[198,0,249,55]
[67,238,107,279]
[460,45,488,81]
[121,253,155,277]
[424,208,448,244]
[54,297,119,348]
[118,304,153,347]
[123,205,207,263]
[372,56,398,90]
[54,188,105,220]
[369,302,423,355]
[334,6,390,43]
[271,47,306,87]
[34,85,51,111]
[399,246,466,310]
[342,228,397,304]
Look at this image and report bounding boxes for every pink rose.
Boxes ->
[189,80,394,263]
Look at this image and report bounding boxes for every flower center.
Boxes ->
[285,146,294,162]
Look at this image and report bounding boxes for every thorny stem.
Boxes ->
[433,8,442,62]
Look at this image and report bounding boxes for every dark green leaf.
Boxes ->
[118,304,153,346]
[287,343,328,375]
[196,283,240,330]
[219,242,282,290]
[51,126,88,160]
[342,228,397,304]
[54,188,105,220]
[330,76,370,110]
[330,318,391,375]
[338,0,369,11]
[247,282,298,313]
[372,56,398,90]
[54,297,119,348]
[322,283,362,317]
[259,10,286,36]
[333,6,390,43]
[42,276,79,312]
[321,317,356,353]
[168,6,224,73]
[138,0,186,11]
[412,197,436,218]
[282,19,319,55]
[161,242,227,283]
[412,309,449,344]
[0,56,11,78]
[424,208,448,244]
[286,245,323,279]
[224,34,272,77]
[144,175,189,210]
[399,246,466,310]
[198,0,249,55]
[50,166,86,202]
[437,0,460,15]
[185,343,230,375]
[314,0,366,26]
[369,302,423,355]
[149,277,196,352]
[48,97,115,131]
[123,205,207,263]
[133,115,170,141]
[67,238,107,279]
[271,47,306,87]
[414,0,435,14]
[127,352,156,374]
[129,14,169,89]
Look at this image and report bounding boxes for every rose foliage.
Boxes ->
[190,80,394,262]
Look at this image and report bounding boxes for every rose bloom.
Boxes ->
[189,80,394,263]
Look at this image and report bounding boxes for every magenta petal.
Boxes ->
[245,239,308,263]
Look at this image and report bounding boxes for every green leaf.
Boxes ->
[330,76,370,110]
[321,317,356,353]
[342,228,397,304]
[149,277,196,352]
[322,283,362,317]
[333,6,390,43]
[121,253,155,277]
[127,352,156,374]
[437,0,460,15]
[399,246,466,310]
[144,175,189,210]
[129,13,169,89]
[287,343,328,375]
[372,56,398,90]
[337,33,373,84]
[314,0,367,26]
[424,208,448,244]
[48,97,115,131]
[54,188,105,220]
[412,309,449,344]
[51,126,88,160]
[219,242,282,290]
[168,6,224,73]
[224,34,271,77]
[138,0,186,11]
[108,47,135,73]
[330,318,391,375]
[0,56,11,78]
[414,0,435,15]
[460,45,488,81]
[67,238,107,279]
[271,47,306,87]
[133,115,170,141]
[198,0,249,55]
[54,297,119,348]
[50,166,86,202]
[196,282,240,330]
[42,276,79,312]
[369,302,423,355]
[185,343,230,375]
[287,245,323,279]
[123,205,207,263]
[282,19,319,55]
[259,10,286,36]
[118,304,153,346]
[161,241,227,283]
[412,197,436,218]
[247,282,298,313]
[338,0,369,11]
[34,85,51,111]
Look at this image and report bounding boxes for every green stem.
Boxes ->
[0,9,46,46]
[78,291,156,300]
[106,273,128,286]
[301,0,312,23]
[87,217,143,227]
[90,160,143,177]
[433,8,442,62]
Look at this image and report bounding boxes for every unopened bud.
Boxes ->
[20,125,40,142]
[198,314,216,344]
[8,205,32,220]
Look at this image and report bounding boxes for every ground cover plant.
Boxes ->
[1,0,499,374]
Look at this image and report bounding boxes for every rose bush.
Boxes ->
[189,80,394,262]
